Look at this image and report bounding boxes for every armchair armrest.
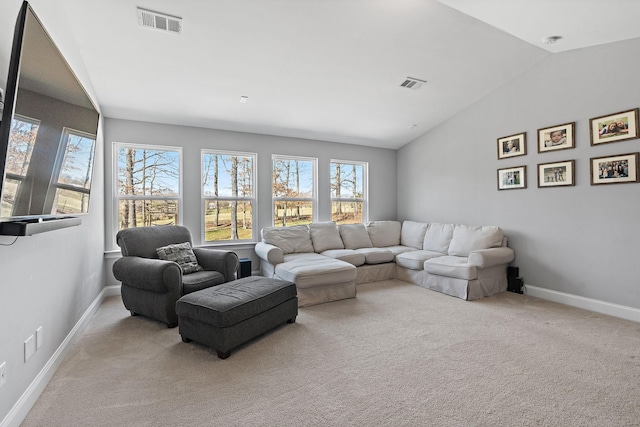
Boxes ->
[255,242,284,265]
[112,256,182,293]
[192,248,238,282]
[468,247,515,269]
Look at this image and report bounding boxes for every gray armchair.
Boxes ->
[113,225,239,327]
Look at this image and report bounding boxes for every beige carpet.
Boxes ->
[22,280,640,426]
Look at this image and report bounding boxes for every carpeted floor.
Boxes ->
[22,280,640,426]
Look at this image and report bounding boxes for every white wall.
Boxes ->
[0,1,105,425]
[102,118,397,280]
[398,37,640,310]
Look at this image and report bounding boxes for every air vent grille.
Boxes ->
[400,77,426,90]
[137,8,182,35]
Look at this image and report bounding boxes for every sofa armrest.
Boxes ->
[192,248,238,282]
[255,242,284,265]
[468,247,515,269]
[112,256,182,293]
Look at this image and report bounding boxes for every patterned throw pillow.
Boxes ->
[156,242,202,274]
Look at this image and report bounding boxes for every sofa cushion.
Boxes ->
[339,224,373,249]
[424,256,477,280]
[401,221,429,249]
[309,222,344,252]
[423,223,454,254]
[262,225,314,254]
[382,245,416,256]
[321,249,365,266]
[181,270,225,294]
[354,248,395,264]
[283,252,327,262]
[366,221,401,247]
[156,242,202,274]
[275,257,356,288]
[395,250,444,270]
[448,225,504,257]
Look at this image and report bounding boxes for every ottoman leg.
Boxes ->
[287,317,296,324]
[217,350,231,359]
[181,335,191,343]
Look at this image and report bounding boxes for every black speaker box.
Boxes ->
[507,266,519,278]
[507,276,524,294]
[238,258,252,278]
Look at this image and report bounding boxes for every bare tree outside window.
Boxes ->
[116,144,181,230]
[202,150,255,242]
[272,156,315,227]
[331,160,366,224]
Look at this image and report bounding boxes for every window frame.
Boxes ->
[49,127,96,215]
[330,159,368,224]
[201,149,258,244]
[272,154,318,227]
[113,142,183,233]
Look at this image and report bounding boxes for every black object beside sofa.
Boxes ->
[113,225,239,327]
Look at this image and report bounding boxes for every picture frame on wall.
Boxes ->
[538,122,575,153]
[589,108,639,146]
[590,152,639,185]
[497,166,526,190]
[497,132,526,159]
[537,160,575,188]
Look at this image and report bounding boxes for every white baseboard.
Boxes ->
[1,286,111,427]
[525,284,640,323]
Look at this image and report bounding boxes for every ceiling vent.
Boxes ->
[400,77,426,90]
[137,8,182,35]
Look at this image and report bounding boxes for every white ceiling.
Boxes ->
[55,0,640,149]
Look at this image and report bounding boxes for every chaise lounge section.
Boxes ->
[255,220,515,305]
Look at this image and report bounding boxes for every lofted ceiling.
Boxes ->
[52,0,640,149]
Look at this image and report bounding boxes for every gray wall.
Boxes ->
[398,37,640,309]
[103,118,397,280]
[0,1,105,424]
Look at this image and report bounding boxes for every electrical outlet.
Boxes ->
[0,361,6,388]
[24,335,36,362]
[36,326,43,350]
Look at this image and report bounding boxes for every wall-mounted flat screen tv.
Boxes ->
[0,1,99,229]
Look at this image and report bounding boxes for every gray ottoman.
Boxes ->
[176,276,298,359]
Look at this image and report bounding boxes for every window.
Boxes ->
[115,143,181,230]
[1,116,39,217]
[330,160,367,224]
[272,155,316,226]
[202,150,256,242]
[51,128,96,214]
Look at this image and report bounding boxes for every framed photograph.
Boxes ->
[538,122,575,153]
[497,132,526,159]
[589,108,639,146]
[537,160,575,188]
[590,152,639,185]
[497,166,526,190]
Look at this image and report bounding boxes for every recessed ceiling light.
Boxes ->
[240,96,248,104]
[542,36,562,44]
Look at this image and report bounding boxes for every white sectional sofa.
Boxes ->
[254,220,515,306]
